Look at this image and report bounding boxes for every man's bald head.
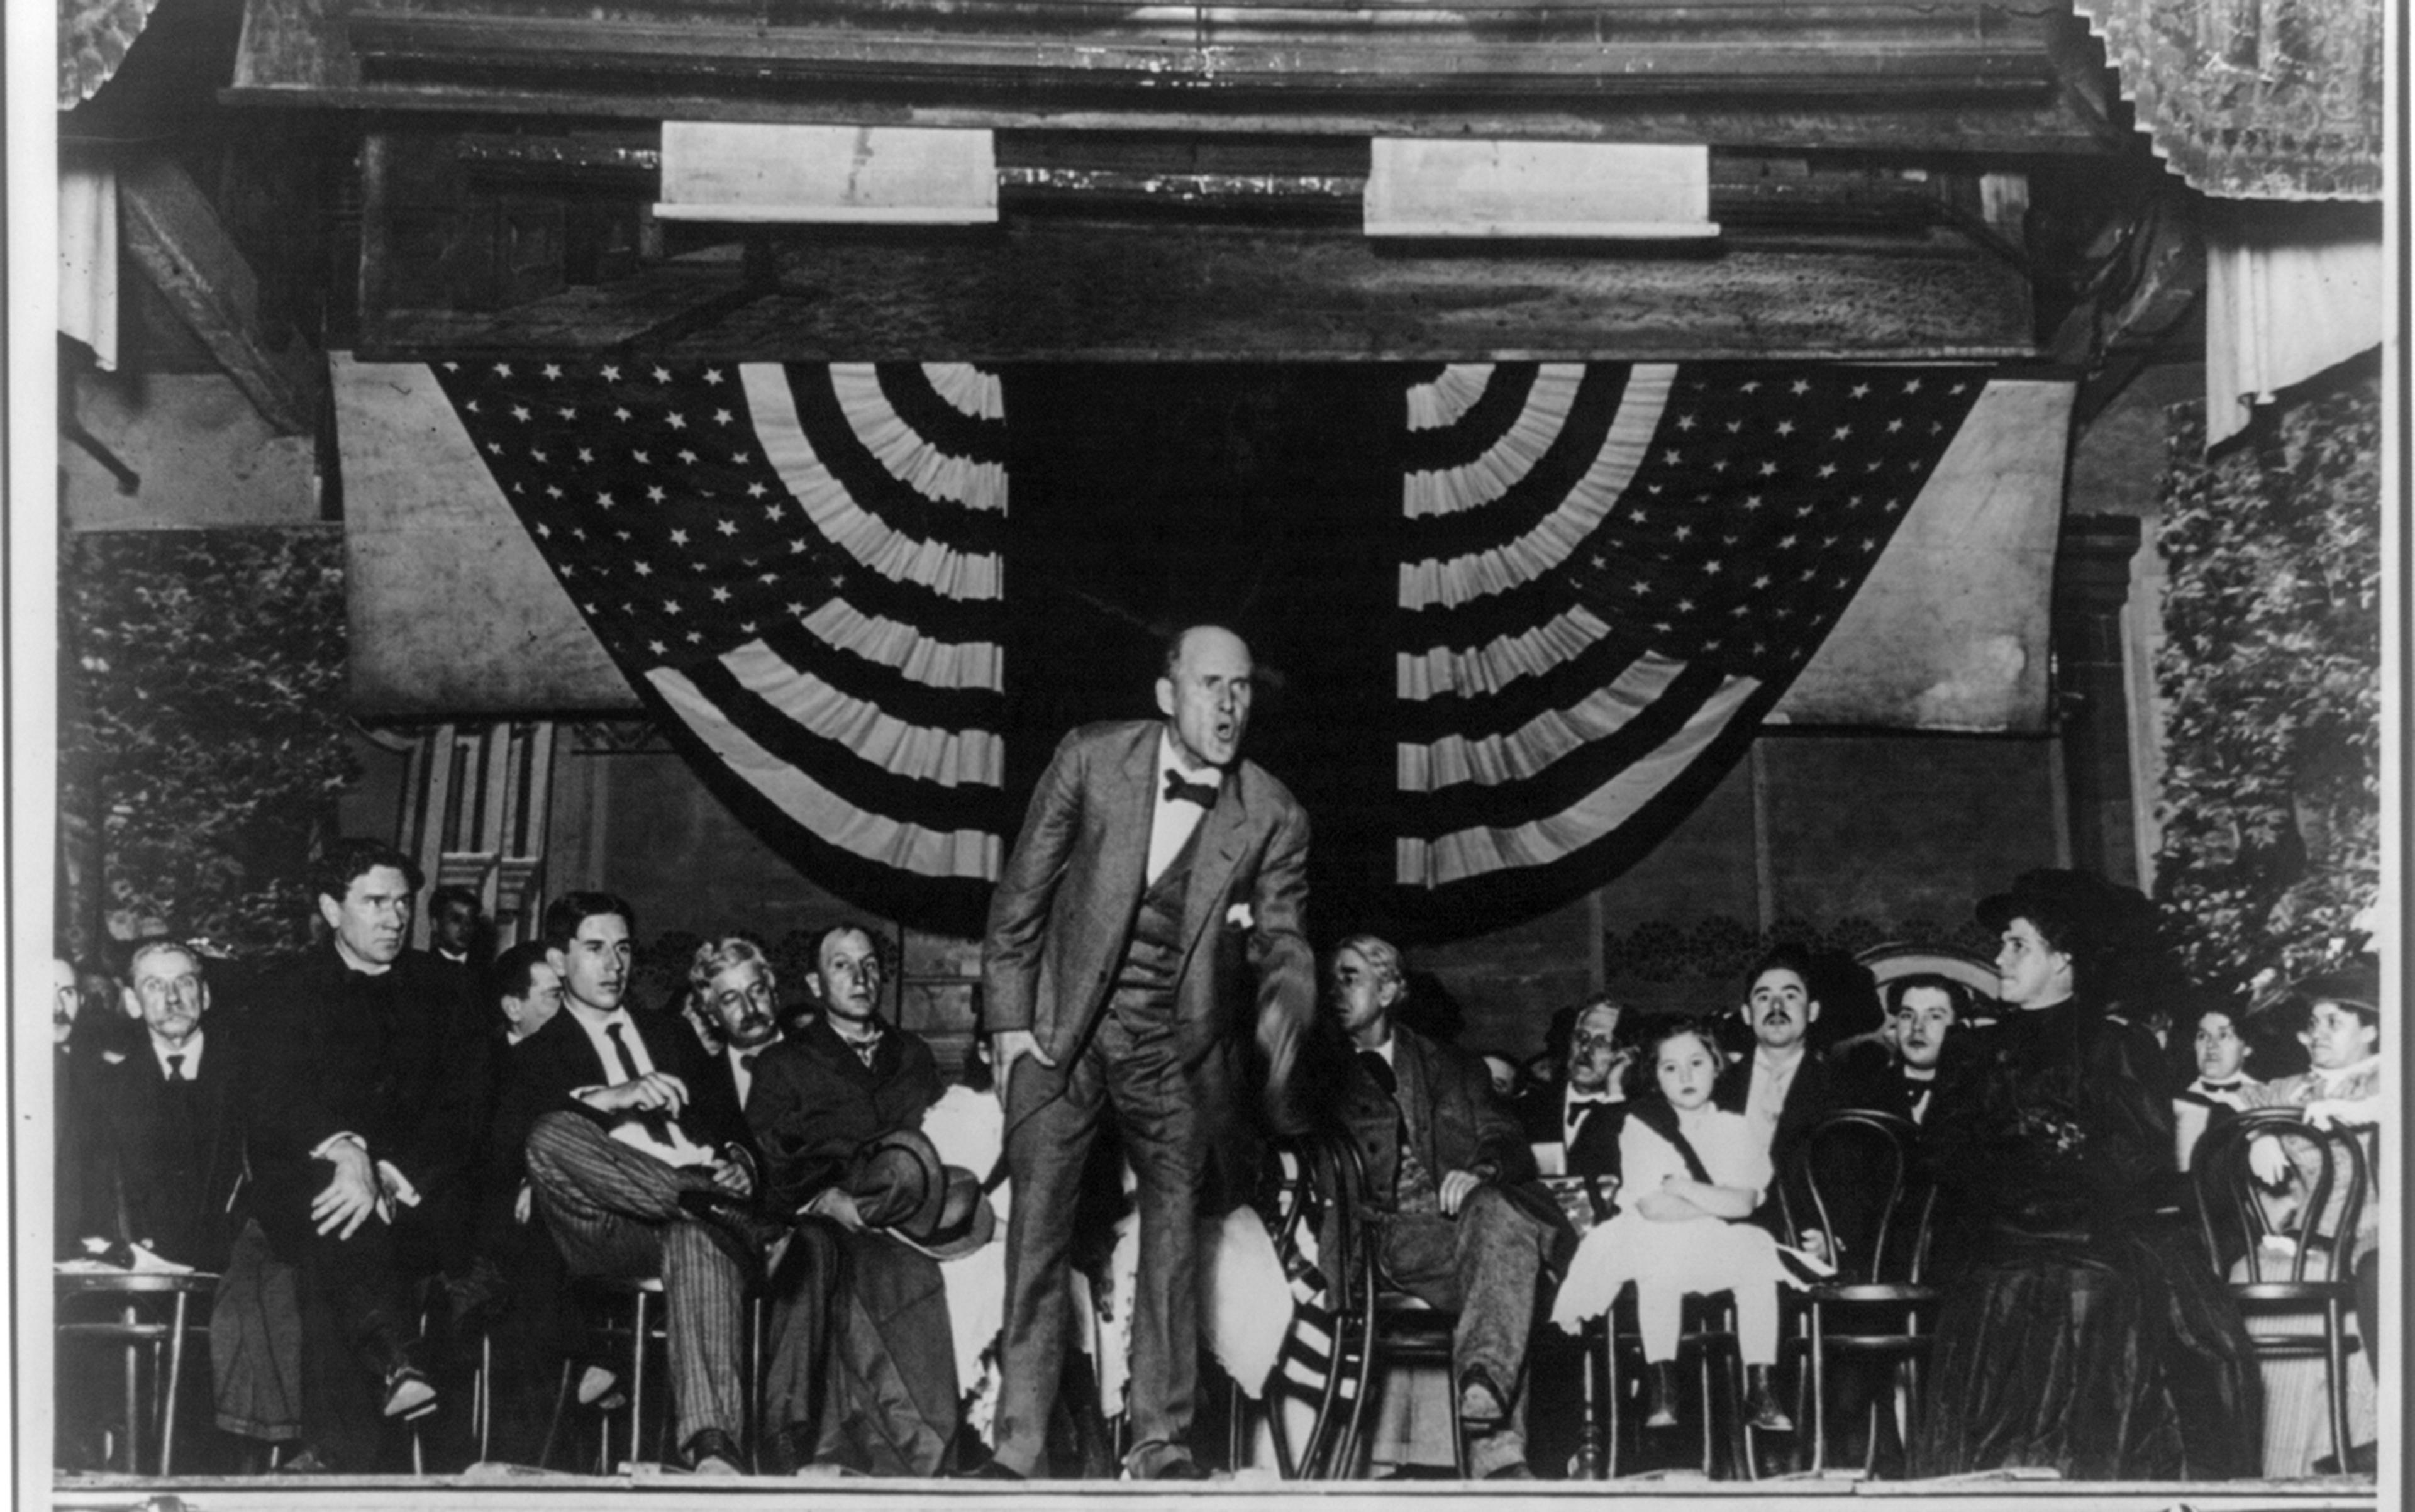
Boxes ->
[1157,625,1255,770]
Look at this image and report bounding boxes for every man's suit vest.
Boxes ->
[1109,823,1201,1010]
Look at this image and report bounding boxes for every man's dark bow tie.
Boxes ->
[1567,1091,1616,1106]
[1163,770,1221,808]
[2201,1079,2243,1092]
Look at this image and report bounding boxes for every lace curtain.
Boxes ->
[2076,0,2384,201]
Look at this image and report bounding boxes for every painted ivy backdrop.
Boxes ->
[2154,364,2382,992]
[58,528,358,959]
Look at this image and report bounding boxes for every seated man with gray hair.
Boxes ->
[1331,933,1569,1479]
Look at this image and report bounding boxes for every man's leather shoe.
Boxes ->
[1139,1457,1213,1480]
[682,1427,747,1476]
[957,1459,1025,1481]
[381,1365,438,1420]
[1484,1462,1536,1479]
[1457,1365,1509,1430]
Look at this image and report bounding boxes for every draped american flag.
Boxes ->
[1390,361,1991,931]
[422,355,2006,941]
[430,357,1012,931]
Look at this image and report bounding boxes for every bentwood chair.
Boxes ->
[2192,1108,2370,1472]
[1228,1130,1369,1480]
[1779,1109,1940,1477]
[55,1269,221,1476]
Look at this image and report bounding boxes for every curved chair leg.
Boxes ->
[2325,1298,2353,1474]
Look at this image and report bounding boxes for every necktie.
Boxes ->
[1163,769,1220,808]
[165,1053,187,1082]
[603,1020,641,1083]
[736,1049,762,1072]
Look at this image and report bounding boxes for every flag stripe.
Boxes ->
[1392,626,1648,752]
[720,640,1004,787]
[650,665,1002,879]
[745,366,1005,598]
[1399,650,1693,792]
[1401,364,1595,521]
[1394,661,1735,836]
[1396,603,1613,702]
[1397,672,1763,886]
[1399,366,1674,611]
[753,620,1002,730]
[866,362,1011,465]
[921,361,1006,421]
[677,653,1004,830]
[797,596,1003,692]
[1401,363,1542,474]
[831,363,1011,510]
[1405,362,1501,433]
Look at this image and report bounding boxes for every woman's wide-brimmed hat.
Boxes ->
[1974,868,2158,964]
[2273,958,2384,1021]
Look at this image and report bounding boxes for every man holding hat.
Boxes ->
[747,923,996,1476]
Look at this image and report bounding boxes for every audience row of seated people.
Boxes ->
[56,841,1004,1478]
[55,852,2379,1483]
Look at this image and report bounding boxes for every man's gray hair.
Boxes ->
[1333,933,1407,995]
[128,938,202,981]
[688,935,774,1000]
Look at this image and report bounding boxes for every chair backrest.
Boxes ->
[1785,1109,1933,1285]
[2190,1107,2370,1286]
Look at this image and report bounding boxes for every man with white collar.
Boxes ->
[87,940,247,1270]
[981,625,1315,1479]
[1716,946,1841,1159]
[245,839,489,1469]
[428,886,486,970]
[496,892,786,1476]
[1839,974,1965,1126]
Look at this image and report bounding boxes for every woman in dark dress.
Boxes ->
[1911,870,2260,1479]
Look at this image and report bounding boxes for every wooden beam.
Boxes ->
[118,158,323,435]
[226,0,2129,155]
[360,216,2035,361]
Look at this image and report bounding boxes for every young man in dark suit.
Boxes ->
[243,838,489,1470]
[980,625,1316,1479]
[494,892,786,1475]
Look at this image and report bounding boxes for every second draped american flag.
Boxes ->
[430,358,1992,941]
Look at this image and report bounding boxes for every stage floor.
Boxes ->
[50,1470,2384,1512]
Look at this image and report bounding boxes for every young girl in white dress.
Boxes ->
[1549,1018,1820,1431]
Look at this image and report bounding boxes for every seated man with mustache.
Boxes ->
[1713,948,1844,1264]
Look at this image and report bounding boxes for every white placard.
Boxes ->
[1365,139,1717,240]
[657,122,998,225]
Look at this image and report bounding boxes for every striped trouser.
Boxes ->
[524,1113,748,1449]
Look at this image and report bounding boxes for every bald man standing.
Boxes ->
[980,625,1314,1479]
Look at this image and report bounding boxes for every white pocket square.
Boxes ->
[1225,902,1255,930]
